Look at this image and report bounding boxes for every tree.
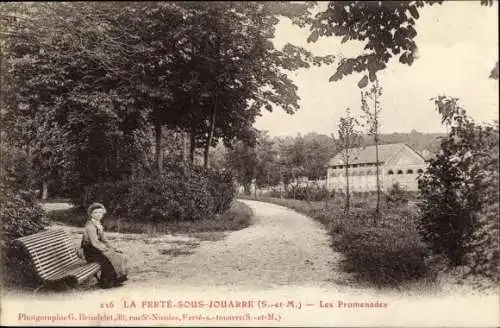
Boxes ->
[1,3,155,195]
[490,61,499,80]
[172,2,335,167]
[225,140,258,195]
[99,2,335,171]
[303,1,496,87]
[334,108,361,214]
[97,2,189,173]
[301,132,339,180]
[30,120,69,200]
[360,80,383,222]
[254,132,279,189]
[254,133,338,187]
[2,2,335,198]
[207,141,228,171]
[418,97,499,271]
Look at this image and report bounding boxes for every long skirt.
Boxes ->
[83,246,128,288]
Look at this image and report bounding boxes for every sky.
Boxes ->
[254,1,499,137]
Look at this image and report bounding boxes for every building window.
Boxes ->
[417,169,424,174]
[388,170,394,175]
[366,170,372,175]
[397,170,403,175]
[406,169,414,174]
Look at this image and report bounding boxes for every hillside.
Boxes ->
[360,130,445,159]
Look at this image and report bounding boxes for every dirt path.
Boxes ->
[154,199,347,291]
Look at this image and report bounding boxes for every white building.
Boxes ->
[326,143,427,192]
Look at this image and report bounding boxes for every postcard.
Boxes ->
[1,1,498,327]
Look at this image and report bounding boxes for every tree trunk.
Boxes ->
[115,135,120,177]
[189,125,196,166]
[374,94,380,225]
[243,183,251,195]
[154,121,163,174]
[203,95,218,169]
[375,140,380,223]
[279,166,283,198]
[344,160,350,215]
[203,138,210,169]
[181,131,189,163]
[41,180,48,200]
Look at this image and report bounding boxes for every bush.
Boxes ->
[128,171,215,222]
[0,181,48,287]
[418,98,499,271]
[282,184,333,201]
[464,199,499,285]
[263,188,282,198]
[385,182,409,205]
[82,180,132,216]
[340,226,433,287]
[83,166,236,223]
[195,167,236,214]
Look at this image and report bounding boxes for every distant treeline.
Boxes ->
[363,130,445,156]
[220,130,445,193]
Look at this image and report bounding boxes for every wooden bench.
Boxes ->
[13,228,101,290]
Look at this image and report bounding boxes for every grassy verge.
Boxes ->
[240,195,438,289]
[47,200,253,235]
[38,197,72,204]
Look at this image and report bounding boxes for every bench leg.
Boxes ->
[33,284,45,294]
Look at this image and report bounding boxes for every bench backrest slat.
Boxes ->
[35,249,80,272]
[18,229,64,243]
[21,238,74,256]
[14,228,83,281]
[21,233,68,247]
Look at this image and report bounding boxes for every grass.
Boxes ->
[47,200,254,235]
[38,197,72,204]
[239,194,419,231]
[158,248,195,256]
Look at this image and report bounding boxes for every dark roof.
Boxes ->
[328,143,410,166]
